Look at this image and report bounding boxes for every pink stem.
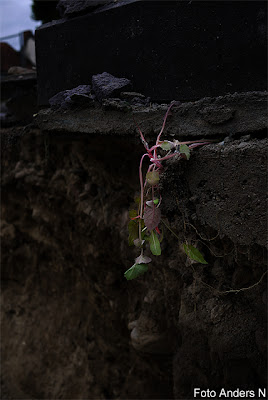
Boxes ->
[139,153,150,221]
[154,102,179,159]
[149,144,162,152]
[178,139,215,145]
[189,142,211,149]
[150,152,179,163]
[133,117,150,151]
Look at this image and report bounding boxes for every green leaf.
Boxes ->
[179,144,190,160]
[160,141,174,151]
[128,220,139,246]
[146,171,160,186]
[183,244,208,264]
[124,263,148,280]
[149,230,161,256]
[129,209,138,219]
[153,198,159,205]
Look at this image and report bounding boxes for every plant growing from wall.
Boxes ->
[125,101,213,280]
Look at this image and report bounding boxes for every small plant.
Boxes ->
[124,101,212,280]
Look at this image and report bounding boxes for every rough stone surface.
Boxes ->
[92,72,132,102]
[37,91,267,140]
[49,85,93,110]
[161,138,267,248]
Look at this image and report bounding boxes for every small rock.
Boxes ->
[68,84,91,96]
[92,72,132,101]
[131,97,150,106]
[237,142,248,149]
[239,134,251,142]
[102,98,131,112]
[70,93,95,105]
[49,85,92,110]
[49,91,71,110]
[120,91,145,100]
[223,135,234,143]
[120,91,151,106]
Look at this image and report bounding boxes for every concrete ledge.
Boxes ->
[36,91,267,139]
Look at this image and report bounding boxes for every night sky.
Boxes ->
[0,0,41,50]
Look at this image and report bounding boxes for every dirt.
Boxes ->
[1,111,267,399]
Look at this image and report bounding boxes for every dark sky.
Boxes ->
[0,0,41,50]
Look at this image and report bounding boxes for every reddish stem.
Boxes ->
[151,152,179,163]
[139,153,150,215]
[154,102,178,157]
[189,142,211,149]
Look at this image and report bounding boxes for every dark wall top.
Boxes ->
[36,0,267,105]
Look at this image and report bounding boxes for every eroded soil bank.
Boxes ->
[1,93,267,399]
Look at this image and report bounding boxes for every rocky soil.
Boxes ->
[1,94,267,399]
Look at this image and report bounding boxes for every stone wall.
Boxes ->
[35,0,267,105]
[1,92,267,399]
